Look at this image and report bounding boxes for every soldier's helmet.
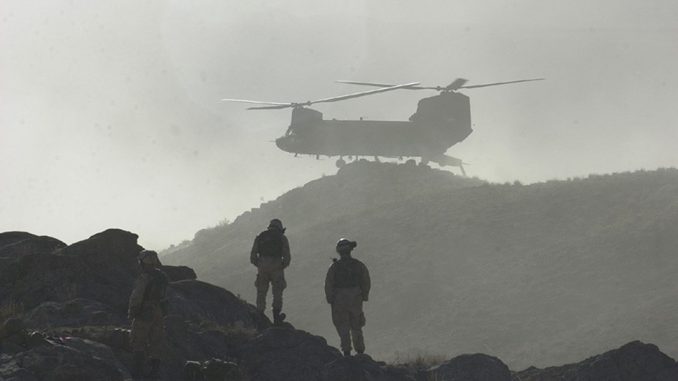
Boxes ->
[268,219,284,231]
[336,238,357,252]
[138,250,161,266]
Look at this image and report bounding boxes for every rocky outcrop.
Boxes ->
[0,229,270,380]
[323,354,415,381]
[237,327,341,381]
[0,318,131,380]
[425,353,512,381]
[0,232,66,259]
[162,265,198,282]
[168,280,268,331]
[184,358,245,381]
[515,341,678,381]
[2,228,678,380]
[23,298,126,328]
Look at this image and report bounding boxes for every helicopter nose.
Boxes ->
[275,136,292,152]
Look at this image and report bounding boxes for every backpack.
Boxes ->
[333,258,361,288]
[258,229,284,258]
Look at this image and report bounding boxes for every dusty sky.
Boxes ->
[2,0,677,249]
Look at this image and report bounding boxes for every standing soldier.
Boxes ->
[325,238,371,357]
[250,218,291,325]
[128,250,169,379]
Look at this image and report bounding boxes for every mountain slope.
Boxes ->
[163,162,678,369]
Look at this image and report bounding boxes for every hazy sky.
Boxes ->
[2,0,677,248]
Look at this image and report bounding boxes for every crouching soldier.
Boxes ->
[250,218,291,325]
[128,250,169,378]
[325,238,371,357]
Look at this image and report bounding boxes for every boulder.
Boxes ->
[169,280,269,330]
[515,341,678,381]
[162,265,198,281]
[427,353,512,381]
[0,336,130,381]
[184,358,245,381]
[238,327,341,381]
[323,354,415,381]
[0,232,37,248]
[0,228,142,313]
[23,298,126,328]
[0,232,66,258]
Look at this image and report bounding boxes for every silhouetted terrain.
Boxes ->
[2,229,678,380]
[163,161,678,369]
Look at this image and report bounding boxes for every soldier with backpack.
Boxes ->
[250,218,291,325]
[128,249,169,379]
[325,238,371,357]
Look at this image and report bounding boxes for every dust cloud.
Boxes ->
[1,0,677,248]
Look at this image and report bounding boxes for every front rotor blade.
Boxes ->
[247,104,296,110]
[336,80,396,87]
[461,78,544,89]
[311,82,420,105]
[220,98,291,106]
[336,80,426,90]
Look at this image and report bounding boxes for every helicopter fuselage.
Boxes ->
[275,91,473,162]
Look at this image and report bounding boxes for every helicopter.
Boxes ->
[222,77,543,174]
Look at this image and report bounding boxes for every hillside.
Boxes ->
[163,161,678,369]
[2,229,678,380]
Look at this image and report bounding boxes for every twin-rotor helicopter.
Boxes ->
[222,77,543,175]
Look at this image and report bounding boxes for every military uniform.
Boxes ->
[128,252,169,378]
[325,254,371,355]
[250,221,291,322]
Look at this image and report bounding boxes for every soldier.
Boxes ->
[250,218,291,325]
[128,250,169,379]
[325,238,371,357]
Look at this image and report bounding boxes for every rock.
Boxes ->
[514,341,678,381]
[0,318,30,354]
[0,318,25,339]
[53,326,132,353]
[427,353,512,381]
[0,337,130,381]
[185,360,204,380]
[203,358,244,380]
[162,265,198,281]
[238,327,341,381]
[323,354,415,381]
[184,358,245,381]
[23,298,126,328]
[0,228,142,314]
[169,280,269,330]
[0,232,37,248]
[0,232,66,259]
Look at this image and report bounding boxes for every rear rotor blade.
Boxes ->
[460,78,544,89]
[445,78,468,91]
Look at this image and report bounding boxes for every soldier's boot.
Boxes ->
[148,358,161,379]
[351,329,365,355]
[273,308,286,325]
[131,351,146,378]
[343,350,352,357]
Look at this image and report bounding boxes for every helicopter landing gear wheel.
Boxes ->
[336,158,347,168]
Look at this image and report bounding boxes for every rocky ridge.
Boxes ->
[163,161,678,368]
[1,229,677,380]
